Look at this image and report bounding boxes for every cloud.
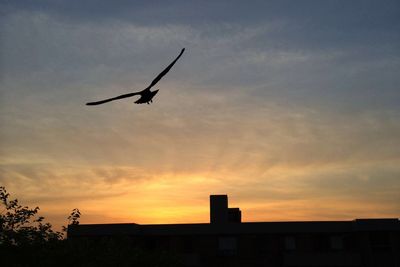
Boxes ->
[0,1,399,229]
[1,8,399,114]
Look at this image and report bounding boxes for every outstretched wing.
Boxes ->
[86,48,185,106]
[148,48,185,89]
[86,91,141,105]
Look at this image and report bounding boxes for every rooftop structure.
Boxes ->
[68,195,400,267]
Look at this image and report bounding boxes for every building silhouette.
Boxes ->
[68,195,400,267]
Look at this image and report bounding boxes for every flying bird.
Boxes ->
[86,48,185,106]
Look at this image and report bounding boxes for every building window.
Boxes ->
[183,236,194,253]
[330,235,344,250]
[370,232,391,252]
[284,236,296,250]
[313,234,330,251]
[218,237,237,255]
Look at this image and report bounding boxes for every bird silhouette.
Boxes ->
[86,48,185,106]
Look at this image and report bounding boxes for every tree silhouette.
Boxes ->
[0,186,62,246]
[62,208,81,233]
[0,186,181,267]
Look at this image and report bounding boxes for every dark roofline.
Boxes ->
[68,218,400,238]
[67,194,399,238]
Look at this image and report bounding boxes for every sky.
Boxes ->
[0,0,399,230]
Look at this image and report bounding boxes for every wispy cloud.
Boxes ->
[0,1,399,229]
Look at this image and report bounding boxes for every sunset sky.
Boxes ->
[1,1,399,230]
